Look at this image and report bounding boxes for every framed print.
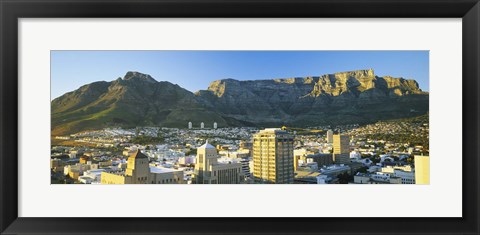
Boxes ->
[1,0,479,234]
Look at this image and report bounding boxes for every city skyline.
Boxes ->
[51,50,430,185]
[52,125,430,185]
[51,50,429,99]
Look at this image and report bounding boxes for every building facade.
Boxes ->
[333,134,350,164]
[354,172,402,184]
[252,128,294,184]
[125,149,150,184]
[194,141,243,184]
[381,165,415,184]
[326,129,333,143]
[414,155,430,184]
[306,153,333,168]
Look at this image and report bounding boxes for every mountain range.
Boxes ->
[51,69,429,135]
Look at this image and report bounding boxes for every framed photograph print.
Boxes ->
[1,0,479,234]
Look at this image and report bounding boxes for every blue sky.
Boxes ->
[51,51,429,99]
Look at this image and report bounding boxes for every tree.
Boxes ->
[130,136,164,145]
[356,166,368,174]
[337,172,352,184]
[370,156,380,164]
[186,148,197,156]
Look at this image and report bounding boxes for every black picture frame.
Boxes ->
[1,0,479,234]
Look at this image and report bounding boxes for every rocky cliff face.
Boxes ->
[52,69,428,135]
[195,69,428,126]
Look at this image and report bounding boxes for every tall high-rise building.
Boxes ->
[326,129,333,143]
[333,134,350,164]
[200,122,204,129]
[188,122,192,129]
[253,128,294,184]
[213,122,217,129]
[414,155,430,184]
[194,141,243,184]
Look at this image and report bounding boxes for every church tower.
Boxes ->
[125,149,149,184]
[194,140,217,184]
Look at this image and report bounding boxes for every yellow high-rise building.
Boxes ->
[253,128,294,184]
[333,134,350,164]
[414,155,430,184]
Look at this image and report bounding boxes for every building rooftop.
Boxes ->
[258,128,286,134]
[295,170,321,178]
[217,157,242,164]
[129,149,148,159]
[149,166,179,174]
[198,140,215,149]
[355,172,370,177]
[86,169,106,174]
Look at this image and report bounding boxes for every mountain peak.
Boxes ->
[123,71,157,83]
[52,69,428,136]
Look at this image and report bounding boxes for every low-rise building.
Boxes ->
[79,156,91,164]
[64,164,91,180]
[178,156,195,165]
[354,172,402,184]
[319,164,351,177]
[354,173,371,184]
[393,169,415,184]
[50,159,65,172]
[82,169,106,183]
[101,150,185,184]
[316,175,337,184]
[382,165,412,173]
[149,166,185,184]
[78,176,94,184]
[294,170,321,184]
[370,172,402,184]
[380,165,415,184]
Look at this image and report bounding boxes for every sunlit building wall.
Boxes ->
[414,155,430,184]
[253,128,294,184]
[194,141,243,184]
[326,129,333,143]
[333,134,350,164]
